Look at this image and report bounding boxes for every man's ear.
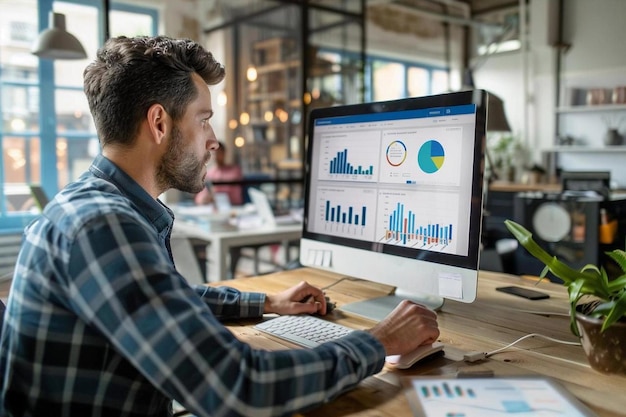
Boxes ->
[147,104,170,145]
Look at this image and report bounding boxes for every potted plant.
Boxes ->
[488,134,527,182]
[504,219,626,375]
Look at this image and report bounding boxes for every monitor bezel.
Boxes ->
[302,90,487,272]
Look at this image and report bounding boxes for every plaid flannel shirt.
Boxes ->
[0,154,385,417]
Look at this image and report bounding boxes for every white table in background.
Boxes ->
[172,220,302,282]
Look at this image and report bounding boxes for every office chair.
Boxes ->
[171,236,206,285]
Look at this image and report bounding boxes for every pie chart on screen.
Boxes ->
[418,140,445,173]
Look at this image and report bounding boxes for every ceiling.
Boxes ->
[466,0,522,15]
[204,0,524,19]
[203,0,525,33]
[202,0,523,56]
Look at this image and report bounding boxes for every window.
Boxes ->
[9,21,37,43]
[0,0,157,231]
[315,49,449,104]
[407,67,428,97]
[372,61,404,101]
[369,56,448,101]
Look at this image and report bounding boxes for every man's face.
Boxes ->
[156,124,209,194]
[155,73,218,193]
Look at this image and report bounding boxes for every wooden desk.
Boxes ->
[210,268,625,417]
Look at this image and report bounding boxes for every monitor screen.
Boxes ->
[300,90,487,321]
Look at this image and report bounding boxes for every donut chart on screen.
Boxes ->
[385,140,407,166]
[417,140,445,173]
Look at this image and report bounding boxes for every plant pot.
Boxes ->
[575,309,626,375]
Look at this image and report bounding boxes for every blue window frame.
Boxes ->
[0,0,157,232]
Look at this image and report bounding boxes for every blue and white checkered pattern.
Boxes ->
[0,154,385,416]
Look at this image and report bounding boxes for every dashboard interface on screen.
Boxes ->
[303,95,483,269]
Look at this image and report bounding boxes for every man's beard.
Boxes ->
[156,125,208,194]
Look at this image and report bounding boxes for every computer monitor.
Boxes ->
[299,90,487,321]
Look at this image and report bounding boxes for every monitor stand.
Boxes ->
[339,288,445,323]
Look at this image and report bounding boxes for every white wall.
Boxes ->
[474,0,626,186]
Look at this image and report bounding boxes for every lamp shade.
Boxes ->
[32,12,87,60]
[462,69,511,132]
[487,92,511,132]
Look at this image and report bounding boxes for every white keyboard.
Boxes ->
[254,315,354,348]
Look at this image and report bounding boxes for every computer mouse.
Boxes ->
[303,295,335,314]
[385,342,445,369]
[325,296,336,313]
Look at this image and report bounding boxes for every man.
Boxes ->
[194,140,244,277]
[194,141,243,206]
[0,36,439,417]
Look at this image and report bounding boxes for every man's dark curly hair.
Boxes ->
[83,36,225,148]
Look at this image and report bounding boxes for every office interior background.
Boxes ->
[1,0,626,279]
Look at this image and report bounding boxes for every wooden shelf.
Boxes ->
[248,91,292,102]
[556,103,626,113]
[255,60,299,75]
[548,146,626,152]
[488,181,561,193]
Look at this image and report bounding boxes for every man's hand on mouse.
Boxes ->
[367,300,440,356]
[264,280,331,315]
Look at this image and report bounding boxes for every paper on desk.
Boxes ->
[404,377,597,417]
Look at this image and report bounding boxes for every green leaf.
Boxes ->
[602,290,626,332]
[504,220,596,284]
[567,280,586,336]
[607,250,626,273]
[580,263,601,276]
[592,301,616,317]
[503,219,626,334]
[608,275,626,293]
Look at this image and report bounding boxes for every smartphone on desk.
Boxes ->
[496,286,550,300]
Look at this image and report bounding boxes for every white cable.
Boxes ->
[486,333,581,358]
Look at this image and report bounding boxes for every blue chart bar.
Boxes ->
[325,200,366,226]
[386,202,452,245]
[329,149,373,175]
[420,383,476,399]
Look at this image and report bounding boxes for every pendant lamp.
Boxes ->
[32,12,87,60]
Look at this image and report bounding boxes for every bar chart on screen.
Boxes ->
[319,132,380,181]
[314,187,377,239]
[377,190,460,254]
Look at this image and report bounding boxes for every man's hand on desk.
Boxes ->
[264,282,440,356]
[368,300,440,356]
[263,280,329,315]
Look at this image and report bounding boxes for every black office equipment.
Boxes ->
[513,191,626,280]
[561,171,611,200]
